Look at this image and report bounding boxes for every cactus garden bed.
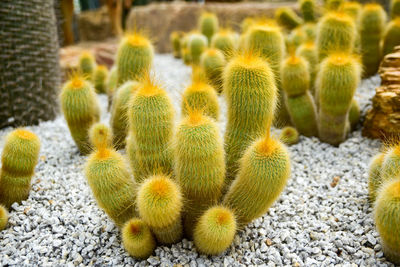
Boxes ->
[0,54,393,266]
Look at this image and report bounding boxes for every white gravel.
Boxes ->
[0,54,395,266]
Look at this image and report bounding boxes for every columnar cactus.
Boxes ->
[126,77,174,182]
[297,42,318,93]
[79,51,96,81]
[85,123,137,227]
[0,129,40,208]
[299,0,317,22]
[93,65,108,94]
[170,31,183,58]
[391,0,400,19]
[382,19,400,56]
[211,29,238,60]
[0,205,8,230]
[137,175,183,244]
[279,126,300,145]
[316,53,361,146]
[199,12,219,44]
[122,218,156,259]
[106,66,118,109]
[342,2,362,21]
[275,7,303,30]
[381,145,400,180]
[368,153,385,202]
[200,48,226,93]
[116,33,154,85]
[60,74,100,154]
[223,52,277,182]
[188,33,208,65]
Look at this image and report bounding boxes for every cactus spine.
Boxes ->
[316,53,361,146]
[85,123,137,227]
[122,218,156,259]
[299,0,317,22]
[223,52,277,182]
[281,55,318,137]
[211,29,238,60]
[93,65,108,94]
[279,126,300,145]
[382,19,400,56]
[359,4,387,77]
[199,12,219,44]
[110,81,141,149]
[316,12,356,61]
[116,33,154,85]
[127,78,174,182]
[79,51,96,81]
[275,8,303,30]
[188,33,208,65]
[174,111,225,237]
[0,129,40,208]
[374,179,400,265]
[0,205,8,230]
[193,206,236,255]
[200,48,226,93]
[368,153,385,202]
[137,174,183,244]
[170,31,183,58]
[60,74,100,155]
[223,132,291,226]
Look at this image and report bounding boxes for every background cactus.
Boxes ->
[93,65,108,94]
[275,7,303,30]
[381,145,400,180]
[116,33,154,85]
[193,206,236,255]
[122,218,156,259]
[188,33,208,65]
[0,129,40,208]
[170,31,183,58]
[299,0,317,22]
[342,2,362,21]
[211,29,238,60]
[0,205,8,230]
[368,153,385,202]
[325,0,344,11]
[79,52,96,81]
[382,19,400,56]
[348,98,360,130]
[279,126,300,145]
[106,66,118,109]
[199,12,219,44]
[297,42,318,93]
[200,48,226,93]
[60,74,100,155]
[391,0,400,19]
[137,175,183,244]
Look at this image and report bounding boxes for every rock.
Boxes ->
[363,46,400,140]
[126,2,297,53]
[78,6,114,42]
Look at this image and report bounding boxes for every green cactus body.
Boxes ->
[174,111,225,237]
[60,75,100,154]
[368,153,385,202]
[279,126,300,145]
[182,48,192,65]
[286,92,318,137]
[223,53,277,182]
[316,12,356,61]
[374,179,400,265]
[300,0,317,22]
[325,0,344,11]
[275,8,303,30]
[0,129,40,208]
[170,31,183,58]
[223,134,291,226]
[182,79,220,121]
[241,17,255,33]
[116,34,154,85]
[348,98,360,130]
[106,66,118,109]
[93,65,108,94]
[193,206,236,255]
[302,23,317,42]
[316,53,361,146]
[359,4,387,77]
[199,12,219,44]
[391,0,400,19]
[79,52,96,81]
[137,175,183,244]
[200,48,226,93]
[381,146,400,181]
[122,218,156,259]
[297,42,318,94]
[342,2,362,21]
[382,19,400,56]
[0,205,8,230]
[127,79,174,182]
[110,81,141,150]
[85,125,137,228]
[287,27,306,49]
[188,33,208,65]
[211,30,238,60]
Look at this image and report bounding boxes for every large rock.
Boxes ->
[126,2,298,53]
[363,46,400,140]
[78,5,114,42]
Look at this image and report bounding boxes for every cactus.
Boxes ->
[223,52,277,182]
[106,66,118,109]
[126,77,174,182]
[182,70,220,120]
[325,0,344,11]
[200,48,226,93]
[316,53,361,146]
[182,47,192,65]
[348,98,360,130]
[287,27,306,49]
[381,145,400,180]
[60,74,100,155]
[299,0,317,22]
[85,123,137,227]
[211,29,238,60]
[302,23,317,42]
[188,33,208,65]
[110,81,141,150]
[297,42,318,93]
[368,153,385,202]
[174,110,225,237]
[199,12,219,44]
[170,31,183,58]
[382,19,400,56]
[316,12,356,61]
[359,4,387,77]
[223,132,291,226]
[279,126,300,145]
[281,55,318,137]
[0,129,40,208]
[0,205,8,230]
[116,33,154,85]
[391,0,400,19]
[342,2,362,21]
[193,205,236,255]
[137,174,183,244]
[374,179,400,265]
[241,17,255,33]
[79,51,96,81]
[93,65,108,94]
[122,218,156,259]
[275,7,303,30]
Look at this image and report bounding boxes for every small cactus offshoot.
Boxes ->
[0,205,8,230]
[275,7,303,30]
[199,12,219,44]
[299,0,317,22]
[280,126,300,145]
[122,218,156,259]
[79,51,96,81]
[170,31,183,58]
[211,29,238,60]
[93,65,108,94]
[200,48,226,93]
[188,33,208,65]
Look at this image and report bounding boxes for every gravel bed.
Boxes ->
[0,54,394,266]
